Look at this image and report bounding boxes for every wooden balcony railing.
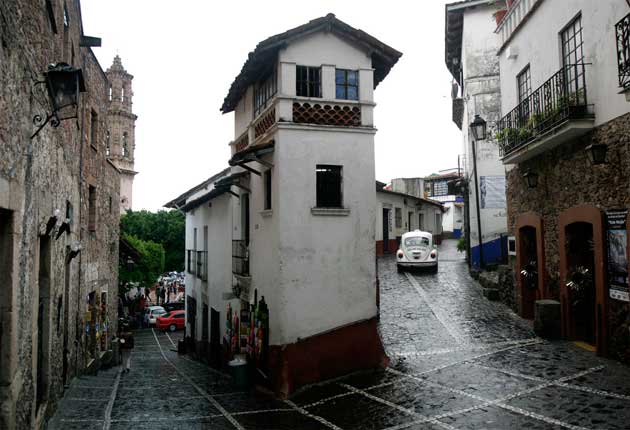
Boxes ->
[497,64,594,158]
[616,12,630,90]
[232,240,249,277]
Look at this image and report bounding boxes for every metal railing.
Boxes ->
[232,240,249,277]
[196,250,207,281]
[497,64,594,158]
[617,12,630,90]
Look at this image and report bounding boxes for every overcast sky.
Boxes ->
[81,0,463,211]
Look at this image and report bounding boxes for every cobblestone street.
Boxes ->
[48,241,630,429]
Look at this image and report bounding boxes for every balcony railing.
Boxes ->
[186,249,195,275]
[196,250,207,281]
[497,64,594,159]
[617,12,630,90]
[232,240,249,277]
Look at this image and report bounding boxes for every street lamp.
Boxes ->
[470,115,487,141]
[585,143,607,165]
[523,170,538,189]
[32,63,86,139]
[470,114,487,269]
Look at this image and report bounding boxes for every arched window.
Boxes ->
[122,132,128,157]
[108,86,112,101]
[105,130,111,156]
[121,86,125,103]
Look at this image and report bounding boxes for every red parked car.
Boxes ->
[156,311,185,332]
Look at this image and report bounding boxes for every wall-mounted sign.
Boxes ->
[606,209,629,302]
[480,176,506,209]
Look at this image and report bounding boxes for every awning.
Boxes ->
[228,141,275,175]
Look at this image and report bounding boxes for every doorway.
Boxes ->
[518,226,538,319]
[382,208,390,253]
[62,259,71,386]
[210,308,220,368]
[565,222,596,345]
[0,209,13,386]
[559,205,606,355]
[36,236,51,410]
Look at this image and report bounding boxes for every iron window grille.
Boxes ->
[232,240,249,276]
[431,181,448,197]
[616,12,630,90]
[316,165,342,208]
[335,69,359,100]
[296,66,321,98]
[395,208,402,229]
[196,250,207,281]
[254,68,277,116]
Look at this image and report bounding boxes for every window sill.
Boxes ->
[260,209,273,218]
[311,207,350,216]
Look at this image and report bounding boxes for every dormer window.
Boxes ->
[296,66,321,98]
[335,69,359,100]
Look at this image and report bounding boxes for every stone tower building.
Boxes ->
[106,55,138,213]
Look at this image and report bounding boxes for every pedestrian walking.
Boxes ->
[119,327,134,373]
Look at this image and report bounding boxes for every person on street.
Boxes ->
[119,327,134,373]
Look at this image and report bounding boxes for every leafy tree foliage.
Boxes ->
[121,209,185,271]
[119,234,165,291]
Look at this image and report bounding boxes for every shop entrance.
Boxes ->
[565,222,596,345]
[518,226,538,319]
[382,208,390,253]
[559,205,606,355]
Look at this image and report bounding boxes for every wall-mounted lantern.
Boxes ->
[32,63,86,139]
[523,170,538,189]
[585,143,608,165]
[470,115,487,141]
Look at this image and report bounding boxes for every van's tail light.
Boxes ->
[430,251,436,259]
[397,251,404,258]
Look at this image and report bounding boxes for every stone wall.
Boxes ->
[0,1,119,428]
[506,111,630,361]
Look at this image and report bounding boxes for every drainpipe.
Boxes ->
[471,138,484,269]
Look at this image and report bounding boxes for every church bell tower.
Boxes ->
[106,55,138,213]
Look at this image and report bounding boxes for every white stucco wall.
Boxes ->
[460,4,508,252]
[273,126,376,345]
[375,191,442,241]
[498,0,630,127]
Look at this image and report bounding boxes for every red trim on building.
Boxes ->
[268,317,388,397]
[515,212,546,319]
[376,240,399,256]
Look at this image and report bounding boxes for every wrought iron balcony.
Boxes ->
[617,12,630,90]
[232,240,249,277]
[497,64,594,163]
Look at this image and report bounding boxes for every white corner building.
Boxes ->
[166,14,401,395]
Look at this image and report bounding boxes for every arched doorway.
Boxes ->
[516,213,546,319]
[559,205,607,355]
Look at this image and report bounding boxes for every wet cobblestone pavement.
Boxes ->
[48,240,630,429]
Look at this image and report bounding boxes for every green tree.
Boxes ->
[119,234,165,292]
[121,209,185,271]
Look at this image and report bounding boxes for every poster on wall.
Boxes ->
[606,209,629,302]
[480,176,506,209]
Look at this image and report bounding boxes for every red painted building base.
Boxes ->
[376,239,399,256]
[268,317,388,397]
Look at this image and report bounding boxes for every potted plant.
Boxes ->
[520,260,538,290]
[565,266,593,307]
